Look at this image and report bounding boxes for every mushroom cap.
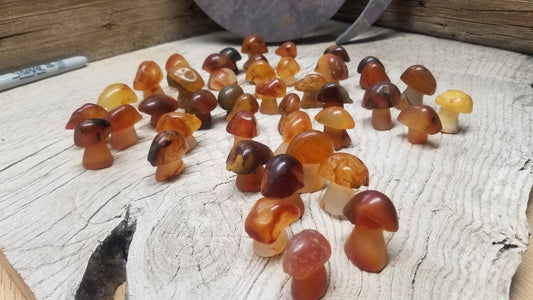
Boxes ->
[243,54,269,71]
[278,93,300,116]
[282,229,331,280]
[165,53,190,71]
[324,44,350,62]
[228,93,259,120]
[294,73,328,93]
[245,60,276,85]
[275,41,297,57]
[241,34,268,56]
[276,57,300,78]
[261,154,304,198]
[317,82,353,107]
[208,68,238,90]
[286,130,335,164]
[314,53,348,82]
[202,53,237,74]
[74,118,112,147]
[97,83,138,110]
[245,197,300,245]
[155,112,201,137]
[397,104,442,134]
[435,90,473,114]
[357,56,384,73]
[226,110,258,138]
[226,140,273,174]
[147,130,188,167]
[66,103,107,129]
[280,111,313,143]
[255,77,287,98]
[314,106,355,130]
[186,89,218,114]
[317,153,369,189]
[219,47,242,63]
[105,104,142,131]
[359,61,390,90]
[362,81,401,110]
[166,66,205,92]
[218,83,244,111]
[138,94,179,116]
[400,64,437,95]
[133,61,163,91]
[343,190,399,232]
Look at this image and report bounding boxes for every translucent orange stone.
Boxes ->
[294,73,328,108]
[362,81,401,130]
[226,110,258,143]
[400,64,437,96]
[359,61,390,90]
[167,66,205,108]
[105,104,142,150]
[165,53,190,71]
[261,154,304,198]
[318,153,369,189]
[65,103,107,129]
[314,53,348,83]
[156,112,201,137]
[147,130,188,181]
[279,111,312,143]
[133,61,164,98]
[97,83,138,110]
[226,140,273,192]
[202,53,237,74]
[186,89,218,129]
[276,57,300,86]
[73,118,113,170]
[275,41,297,58]
[286,130,334,165]
[397,104,442,144]
[255,77,287,114]
[278,93,300,133]
[207,67,238,91]
[241,34,268,57]
[245,60,276,85]
[243,54,268,71]
[138,94,179,126]
[323,44,350,62]
[314,106,355,150]
[357,56,384,73]
[227,93,259,121]
[245,197,300,244]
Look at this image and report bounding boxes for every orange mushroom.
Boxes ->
[65,103,107,130]
[314,106,355,150]
[207,68,238,91]
[243,54,268,71]
[314,53,348,83]
[156,112,202,152]
[397,104,442,144]
[294,73,328,108]
[227,93,259,121]
[255,77,287,115]
[275,41,297,58]
[361,81,401,130]
[226,140,273,192]
[276,57,300,86]
[133,61,164,99]
[226,110,258,146]
[241,34,268,58]
[147,130,188,182]
[186,89,218,129]
[165,53,190,71]
[323,44,350,62]
[74,118,113,170]
[104,104,142,150]
[166,66,205,108]
[245,60,276,85]
[396,64,437,110]
[275,111,312,155]
[358,56,390,90]
[277,93,301,133]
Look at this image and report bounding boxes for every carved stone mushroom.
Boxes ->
[226,140,273,192]
[147,130,188,182]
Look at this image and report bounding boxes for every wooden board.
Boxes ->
[0,22,532,299]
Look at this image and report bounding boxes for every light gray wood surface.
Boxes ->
[0,23,532,299]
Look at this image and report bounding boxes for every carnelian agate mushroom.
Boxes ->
[362,81,401,130]
[282,229,331,300]
[219,47,242,72]
[138,94,179,126]
[343,190,398,273]
[276,57,300,86]
[218,83,244,117]
[226,110,258,146]
[397,64,437,110]
[255,77,287,115]
[133,60,164,99]
[314,106,355,150]
[317,82,353,108]
[277,93,301,133]
[323,44,350,62]
[202,53,237,74]
[246,60,276,85]
[275,111,312,155]
[261,154,305,217]
[314,53,348,83]
[435,90,473,133]
[241,34,268,58]
[227,93,259,121]
[294,73,328,108]
[317,153,369,217]
[165,53,190,71]
[186,89,218,129]
[275,41,297,58]
[104,104,142,150]
[245,197,300,257]
[166,66,205,108]
[65,103,107,130]
[74,118,113,170]
[147,130,188,182]
[286,130,334,193]
[97,83,138,110]
[358,56,390,90]
[156,112,201,152]
[207,68,238,91]
[243,54,268,71]
[226,140,273,192]
[397,104,442,144]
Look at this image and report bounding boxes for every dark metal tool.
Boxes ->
[194,0,391,43]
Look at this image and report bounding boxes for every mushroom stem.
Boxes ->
[185,135,197,153]
[299,163,326,194]
[371,108,393,130]
[155,158,184,182]
[398,86,423,110]
[300,92,323,108]
[176,87,193,108]
[252,229,288,257]
[259,96,279,115]
[143,86,164,99]
[320,182,356,218]
[282,193,305,218]
[344,225,388,273]
[437,107,460,134]
[83,143,113,170]
[281,76,296,87]
[290,265,328,300]
[323,126,351,150]
[196,113,212,130]
[406,127,429,144]
[274,142,289,155]
[109,126,138,150]
[235,165,264,192]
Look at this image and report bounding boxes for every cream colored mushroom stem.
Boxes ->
[320,182,356,218]
[299,163,325,193]
[437,107,460,133]
[185,135,197,152]
[253,229,288,257]
[399,86,423,110]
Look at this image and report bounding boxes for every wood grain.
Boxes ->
[0,0,219,74]
[336,0,533,55]
[0,22,532,299]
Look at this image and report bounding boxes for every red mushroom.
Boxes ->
[138,94,179,126]
[65,103,107,130]
[185,89,218,129]
[104,104,142,150]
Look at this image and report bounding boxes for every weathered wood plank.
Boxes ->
[0,22,532,299]
[336,0,533,54]
[0,0,219,73]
